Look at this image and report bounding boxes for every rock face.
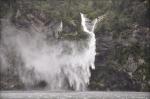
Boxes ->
[0,0,150,91]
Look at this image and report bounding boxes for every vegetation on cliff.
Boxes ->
[0,0,150,91]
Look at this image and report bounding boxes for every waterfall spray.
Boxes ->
[0,13,103,91]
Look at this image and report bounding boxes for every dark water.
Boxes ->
[0,91,150,99]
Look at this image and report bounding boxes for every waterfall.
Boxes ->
[0,13,99,91]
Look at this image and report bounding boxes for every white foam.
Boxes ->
[0,13,98,91]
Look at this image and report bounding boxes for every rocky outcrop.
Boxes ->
[0,0,149,91]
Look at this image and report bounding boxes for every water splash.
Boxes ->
[0,13,100,91]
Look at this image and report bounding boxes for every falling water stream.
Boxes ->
[0,13,100,91]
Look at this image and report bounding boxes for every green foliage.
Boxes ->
[0,0,149,91]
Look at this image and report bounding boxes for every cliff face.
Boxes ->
[0,0,150,91]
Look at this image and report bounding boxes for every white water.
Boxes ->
[0,13,99,91]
